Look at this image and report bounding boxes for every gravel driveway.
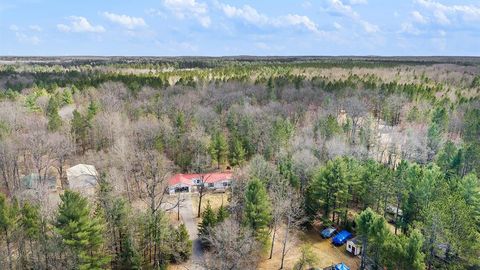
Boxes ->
[178,193,205,270]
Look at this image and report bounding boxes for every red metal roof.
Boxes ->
[168,172,233,186]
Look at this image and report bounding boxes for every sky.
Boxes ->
[1,0,480,56]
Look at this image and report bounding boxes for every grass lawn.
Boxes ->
[191,191,230,216]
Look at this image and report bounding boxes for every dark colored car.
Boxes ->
[320,227,337,238]
[331,230,352,246]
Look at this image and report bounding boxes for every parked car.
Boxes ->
[320,227,337,238]
[333,263,350,270]
[323,263,350,270]
[331,230,352,246]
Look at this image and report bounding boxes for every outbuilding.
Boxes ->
[346,237,362,256]
[66,164,99,197]
[167,172,233,194]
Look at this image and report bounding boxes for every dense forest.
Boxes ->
[0,57,479,270]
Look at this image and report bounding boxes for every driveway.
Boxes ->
[178,193,205,270]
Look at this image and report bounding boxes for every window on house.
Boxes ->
[208,183,214,187]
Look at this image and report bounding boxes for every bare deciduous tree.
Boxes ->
[203,219,260,270]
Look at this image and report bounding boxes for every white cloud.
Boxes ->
[411,11,428,24]
[329,0,357,18]
[10,24,41,45]
[28,25,42,31]
[15,32,40,45]
[57,16,105,33]
[333,22,342,30]
[361,21,379,33]
[416,0,480,25]
[9,24,19,31]
[327,0,379,33]
[103,12,147,29]
[301,1,312,9]
[221,4,269,25]
[163,0,211,28]
[282,14,319,33]
[218,3,321,34]
[399,22,422,35]
[348,0,367,5]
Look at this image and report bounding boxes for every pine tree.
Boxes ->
[55,191,109,269]
[305,158,348,223]
[118,234,141,270]
[404,229,426,270]
[229,137,246,166]
[209,132,229,169]
[198,201,217,239]
[46,95,62,131]
[98,181,140,270]
[0,194,18,270]
[173,224,192,262]
[216,204,229,223]
[356,208,376,270]
[71,110,89,152]
[62,89,74,105]
[87,100,98,120]
[244,178,272,244]
[20,202,41,266]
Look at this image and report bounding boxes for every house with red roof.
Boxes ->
[167,172,233,194]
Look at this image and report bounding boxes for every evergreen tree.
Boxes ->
[216,204,229,223]
[244,178,272,244]
[278,155,300,189]
[20,202,41,267]
[404,229,426,270]
[71,110,89,152]
[229,137,246,166]
[118,234,141,270]
[305,158,348,223]
[62,89,74,105]
[209,132,229,169]
[98,181,140,270]
[173,224,192,262]
[87,100,98,121]
[55,191,109,270]
[46,95,62,131]
[198,201,217,239]
[0,194,18,270]
[356,208,376,270]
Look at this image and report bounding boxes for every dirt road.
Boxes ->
[178,193,205,270]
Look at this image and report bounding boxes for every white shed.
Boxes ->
[346,237,362,256]
[66,164,99,196]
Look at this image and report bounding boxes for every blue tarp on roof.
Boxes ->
[334,263,350,270]
[332,230,352,245]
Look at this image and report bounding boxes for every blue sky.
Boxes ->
[1,0,480,56]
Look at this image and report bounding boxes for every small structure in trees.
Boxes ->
[21,172,61,191]
[167,172,233,194]
[66,164,99,196]
[346,237,362,256]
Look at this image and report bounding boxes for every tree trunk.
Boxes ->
[394,197,400,235]
[4,229,13,270]
[269,221,277,259]
[197,186,204,218]
[177,194,181,221]
[280,215,291,270]
[360,237,368,270]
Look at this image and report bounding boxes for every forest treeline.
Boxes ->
[0,58,479,269]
